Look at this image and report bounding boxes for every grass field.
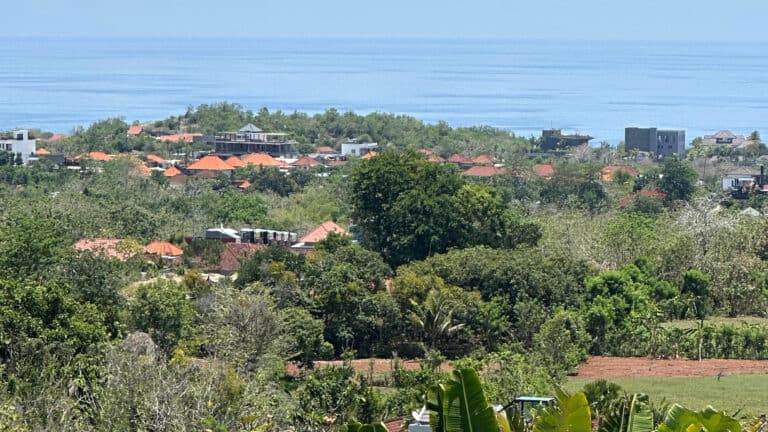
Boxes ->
[566,374,768,420]
[661,316,768,329]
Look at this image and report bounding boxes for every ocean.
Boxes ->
[1,37,767,144]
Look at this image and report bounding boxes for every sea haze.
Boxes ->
[1,37,767,143]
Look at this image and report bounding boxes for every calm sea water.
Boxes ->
[2,37,767,143]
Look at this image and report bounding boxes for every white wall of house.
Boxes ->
[341,142,378,156]
[0,130,36,164]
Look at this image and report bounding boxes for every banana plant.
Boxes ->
[657,405,741,432]
[627,394,654,432]
[426,368,501,432]
[532,387,592,432]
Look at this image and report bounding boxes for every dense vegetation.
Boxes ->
[1,103,768,430]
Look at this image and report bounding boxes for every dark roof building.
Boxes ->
[541,129,593,151]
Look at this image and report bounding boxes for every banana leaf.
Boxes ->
[427,368,501,432]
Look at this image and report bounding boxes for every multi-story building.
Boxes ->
[541,129,593,150]
[341,140,378,157]
[208,124,294,156]
[625,127,685,158]
[0,130,36,164]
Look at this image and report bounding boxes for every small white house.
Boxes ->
[341,141,378,156]
[0,130,36,164]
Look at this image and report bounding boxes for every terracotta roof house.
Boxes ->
[46,134,67,142]
[225,156,246,168]
[80,151,114,162]
[417,148,435,156]
[427,153,445,163]
[292,155,321,168]
[315,146,337,154]
[217,243,264,275]
[73,238,137,261]
[532,163,555,179]
[472,154,495,165]
[241,152,284,167]
[128,159,152,177]
[145,241,183,257]
[463,165,506,177]
[146,154,166,165]
[602,165,639,182]
[163,166,183,177]
[187,155,233,171]
[127,125,143,136]
[34,148,51,155]
[361,150,378,160]
[292,221,348,252]
[238,180,252,189]
[157,133,202,143]
[447,154,474,168]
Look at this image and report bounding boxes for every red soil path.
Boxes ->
[574,356,768,379]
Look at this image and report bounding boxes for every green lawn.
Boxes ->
[566,374,768,420]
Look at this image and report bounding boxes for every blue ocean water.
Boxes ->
[1,37,767,143]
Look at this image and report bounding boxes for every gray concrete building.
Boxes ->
[625,127,685,158]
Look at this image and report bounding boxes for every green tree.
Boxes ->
[350,151,539,267]
[659,158,697,203]
[129,280,196,355]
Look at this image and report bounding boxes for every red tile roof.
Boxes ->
[427,153,445,163]
[187,155,233,171]
[463,165,506,177]
[241,153,284,167]
[46,133,67,142]
[225,156,246,168]
[472,154,495,165]
[315,146,336,153]
[146,154,166,164]
[145,241,183,257]
[34,148,51,155]
[129,159,152,176]
[301,221,347,244]
[80,151,114,161]
[532,163,555,178]
[384,418,408,432]
[447,154,473,164]
[127,125,143,136]
[218,243,264,273]
[163,166,183,177]
[238,180,252,189]
[292,155,321,167]
[157,133,202,143]
[73,238,136,261]
[417,148,435,156]
[361,150,378,159]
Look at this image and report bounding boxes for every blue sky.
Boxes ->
[8,0,768,40]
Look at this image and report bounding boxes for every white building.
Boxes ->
[341,140,378,156]
[0,130,36,164]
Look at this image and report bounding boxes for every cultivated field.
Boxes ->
[568,356,768,419]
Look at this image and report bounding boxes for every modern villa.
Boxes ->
[0,130,36,164]
[208,124,294,156]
